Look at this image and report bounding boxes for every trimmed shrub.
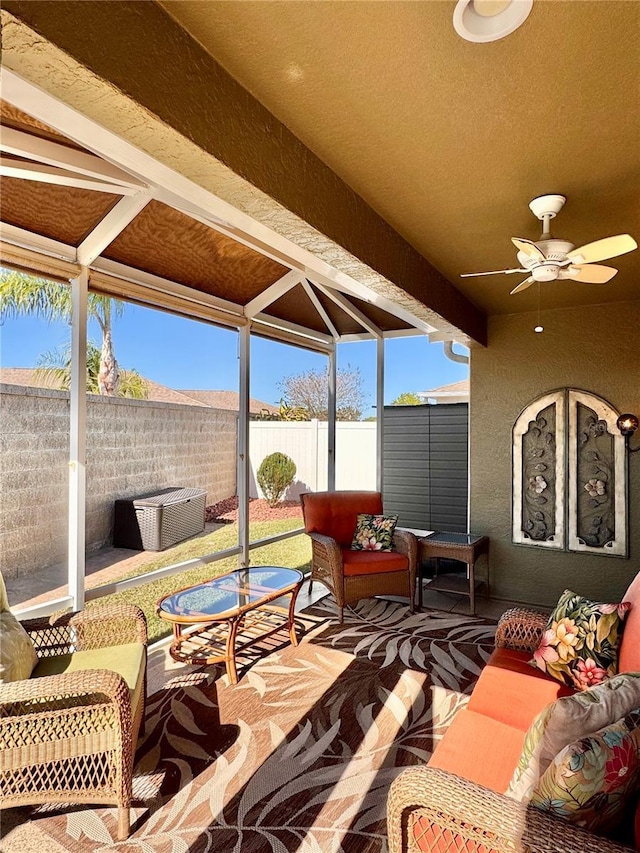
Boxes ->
[257,452,297,507]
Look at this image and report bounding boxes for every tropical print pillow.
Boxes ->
[529,589,631,691]
[530,713,640,834]
[506,672,640,802]
[351,514,398,551]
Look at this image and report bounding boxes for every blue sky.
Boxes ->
[0,301,468,413]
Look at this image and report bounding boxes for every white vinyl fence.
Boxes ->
[249,420,377,499]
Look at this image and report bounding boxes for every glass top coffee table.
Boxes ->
[157,566,304,684]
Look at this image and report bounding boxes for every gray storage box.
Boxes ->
[114,487,206,551]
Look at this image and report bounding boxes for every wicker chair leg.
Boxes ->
[308,576,314,594]
[117,804,131,840]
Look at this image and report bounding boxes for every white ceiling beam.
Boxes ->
[0,157,140,195]
[0,126,147,189]
[90,257,244,317]
[0,221,76,262]
[254,311,333,346]
[244,269,302,318]
[2,73,440,336]
[76,193,152,266]
[301,279,339,339]
[338,328,426,343]
[312,281,382,337]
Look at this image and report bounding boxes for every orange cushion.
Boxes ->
[341,548,408,576]
[427,709,525,793]
[620,571,640,672]
[467,647,574,731]
[301,491,383,547]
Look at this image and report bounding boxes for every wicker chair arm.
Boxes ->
[71,603,147,649]
[387,766,632,853]
[392,529,417,562]
[0,667,131,710]
[392,530,418,582]
[494,607,549,653]
[22,604,147,656]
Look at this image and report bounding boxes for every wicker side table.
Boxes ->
[418,532,489,615]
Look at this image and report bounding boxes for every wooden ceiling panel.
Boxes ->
[266,284,332,335]
[1,100,86,150]
[0,176,119,245]
[103,201,289,301]
[314,288,413,335]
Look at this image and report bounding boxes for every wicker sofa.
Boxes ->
[388,571,640,853]
[0,603,147,840]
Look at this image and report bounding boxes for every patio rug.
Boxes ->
[26,598,497,853]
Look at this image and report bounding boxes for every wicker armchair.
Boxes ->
[300,490,418,622]
[0,603,147,840]
[387,606,634,853]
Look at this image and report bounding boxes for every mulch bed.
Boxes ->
[205,495,302,523]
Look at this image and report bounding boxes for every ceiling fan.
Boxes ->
[461,194,638,295]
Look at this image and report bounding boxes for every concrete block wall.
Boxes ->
[0,384,237,579]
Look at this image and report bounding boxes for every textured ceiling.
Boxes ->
[159,0,640,316]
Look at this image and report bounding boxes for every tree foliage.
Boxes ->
[35,341,149,399]
[278,366,365,421]
[257,452,297,507]
[391,391,422,406]
[0,270,126,396]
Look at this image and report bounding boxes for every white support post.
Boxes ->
[376,336,385,494]
[238,324,251,567]
[328,347,337,491]
[68,267,88,609]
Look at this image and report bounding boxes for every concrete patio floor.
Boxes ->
[6,520,226,612]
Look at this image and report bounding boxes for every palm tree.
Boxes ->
[0,269,134,397]
[36,341,148,398]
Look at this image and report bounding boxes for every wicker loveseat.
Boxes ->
[388,570,640,853]
[0,602,147,840]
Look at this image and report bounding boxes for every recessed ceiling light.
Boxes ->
[453,0,533,43]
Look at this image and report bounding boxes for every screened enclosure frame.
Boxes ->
[1,70,454,618]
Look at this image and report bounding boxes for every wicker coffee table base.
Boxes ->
[168,596,301,684]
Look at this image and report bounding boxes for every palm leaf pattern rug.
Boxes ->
[30,598,497,853]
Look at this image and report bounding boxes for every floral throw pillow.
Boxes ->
[351,514,398,551]
[506,672,640,802]
[530,713,640,834]
[529,589,631,691]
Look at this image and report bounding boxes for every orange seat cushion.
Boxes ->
[341,548,408,576]
[467,647,574,731]
[301,490,383,546]
[428,709,526,793]
[619,571,640,673]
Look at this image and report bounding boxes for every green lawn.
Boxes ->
[91,519,311,643]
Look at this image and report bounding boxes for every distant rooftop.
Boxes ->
[417,378,469,404]
[0,368,278,414]
[178,390,279,415]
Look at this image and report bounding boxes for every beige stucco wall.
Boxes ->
[470,300,640,608]
[0,385,237,580]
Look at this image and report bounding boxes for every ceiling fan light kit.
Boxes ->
[461,193,637,295]
[453,0,533,43]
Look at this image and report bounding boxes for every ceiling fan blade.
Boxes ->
[563,264,618,284]
[460,268,528,278]
[568,234,637,264]
[510,276,536,295]
[511,237,546,261]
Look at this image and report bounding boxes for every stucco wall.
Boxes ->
[470,300,640,608]
[0,385,237,579]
